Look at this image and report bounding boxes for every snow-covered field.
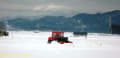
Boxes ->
[0,31,120,58]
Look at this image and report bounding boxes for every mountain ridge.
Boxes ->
[0,10,120,33]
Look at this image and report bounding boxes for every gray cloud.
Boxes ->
[0,0,120,17]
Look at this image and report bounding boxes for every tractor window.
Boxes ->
[53,33,56,38]
[59,33,64,37]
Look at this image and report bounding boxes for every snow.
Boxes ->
[0,31,120,58]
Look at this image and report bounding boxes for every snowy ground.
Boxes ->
[0,31,120,58]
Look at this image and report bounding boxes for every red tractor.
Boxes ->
[48,32,72,44]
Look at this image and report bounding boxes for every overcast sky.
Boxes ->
[0,0,120,17]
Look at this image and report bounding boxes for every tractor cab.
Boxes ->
[52,32,64,40]
[48,32,72,44]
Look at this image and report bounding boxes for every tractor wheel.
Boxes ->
[4,32,8,36]
[56,38,61,42]
[56,37,68,43]
[61,37,68,42]
[48,40,52,44]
